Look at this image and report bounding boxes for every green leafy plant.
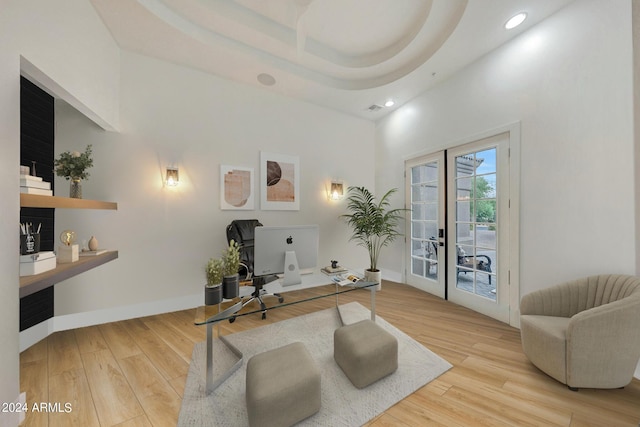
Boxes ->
[205,257,224,286]
[222,239,241,277]
[341,186,407,272]
[54,144,94,180]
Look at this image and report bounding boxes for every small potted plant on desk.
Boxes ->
[205,258,223,305]
[222,240,241,299]
[341,186,407,290]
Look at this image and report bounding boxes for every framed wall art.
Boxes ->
[220,165,254,210]
[260,151,300,210]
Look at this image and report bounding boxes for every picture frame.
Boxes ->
[220,165,254,210]
[260,152,300,211]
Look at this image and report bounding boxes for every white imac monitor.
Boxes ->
[254,225,319,286]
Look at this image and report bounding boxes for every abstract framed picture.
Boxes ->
[220,165,254,210]
[260,152,300,210]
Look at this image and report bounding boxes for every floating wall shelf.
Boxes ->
[19,251,119,298]
[20,194,118,210]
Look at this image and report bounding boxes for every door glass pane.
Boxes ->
[410,161,439,281]
[455,147,498,300]
[475,149,497,175]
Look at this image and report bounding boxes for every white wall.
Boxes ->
[0,0,120,424]
[53,51,375,319]
[376,0,635,296]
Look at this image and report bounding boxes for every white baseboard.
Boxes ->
[20,293,202,351]
[381,268,402,283]
[635,361,640,380]
[19,320,54,352]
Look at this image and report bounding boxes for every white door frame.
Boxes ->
[403,123,520,326]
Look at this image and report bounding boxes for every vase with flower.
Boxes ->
[54,145,94,198]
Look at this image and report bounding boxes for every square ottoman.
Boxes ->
[334,319,398,388]
[245,342,320,427]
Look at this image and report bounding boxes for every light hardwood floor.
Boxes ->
[20,281,640,426]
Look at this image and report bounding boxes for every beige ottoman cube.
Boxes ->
[246,342,320,427]
[334,319,398,389]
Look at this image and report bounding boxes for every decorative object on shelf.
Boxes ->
[54,144,93,198]
[166,167,179,187]
[260,151,300,211]
[222,239,241,299]
[19,251,56,277]
[205,257,224,305]
[340,186,408,291]
[20,172,52,196]
[20,222,41,255]
[58,229,79,263]
[220,165,254,210]
[328,180,344,201]
[88,235,99,251]
[70,178,82,198]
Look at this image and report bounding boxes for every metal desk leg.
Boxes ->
[206,323,214,392]
[371,287,376,321]
[204,301,245,394]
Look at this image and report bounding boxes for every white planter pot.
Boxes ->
[364,269,382,291]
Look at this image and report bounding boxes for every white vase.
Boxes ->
[88,236,98,251]
[364,269,382,291]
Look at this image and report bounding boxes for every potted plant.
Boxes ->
[204,257,224,305]
[341,186,406,290]
[54,144,93,198]
[222,239,241,299]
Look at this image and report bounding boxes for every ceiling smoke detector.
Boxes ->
[367,104,383,112]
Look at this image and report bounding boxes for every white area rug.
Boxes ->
[178,302,452,426]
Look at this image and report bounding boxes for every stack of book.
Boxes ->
[20,172,52,196]
[20,251,56,276]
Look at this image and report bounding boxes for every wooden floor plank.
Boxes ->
[20,358,48,427]
[99,321,143,360]
[141,317,196,363]
[122,318,190,381]
[48,369,100,427]
[74,326,109,354]
[47,330,83,378]
[19,280,640,427]
[81,349,144,426]
[112,415,154,427]
[118,354,182,426]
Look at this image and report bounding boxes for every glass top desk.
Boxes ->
[194,272,378,393]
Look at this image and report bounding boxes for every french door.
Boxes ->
[405,152,446,298]
[406,132,512,323]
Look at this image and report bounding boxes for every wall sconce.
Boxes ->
[166,167,179,187]
[328,180,344,201]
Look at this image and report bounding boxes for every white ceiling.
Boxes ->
[90,0,575,120]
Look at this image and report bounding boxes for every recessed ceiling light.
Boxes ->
[384,100,395,107]
[505,12,527,30]
[257,73,276,86]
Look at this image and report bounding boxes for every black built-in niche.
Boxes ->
[20,76,55,331]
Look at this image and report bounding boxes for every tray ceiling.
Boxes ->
[90,0,575,120]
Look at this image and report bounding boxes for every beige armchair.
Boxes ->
[520,274,640,390]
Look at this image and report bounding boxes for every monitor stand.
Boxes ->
[282,250,301,286]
